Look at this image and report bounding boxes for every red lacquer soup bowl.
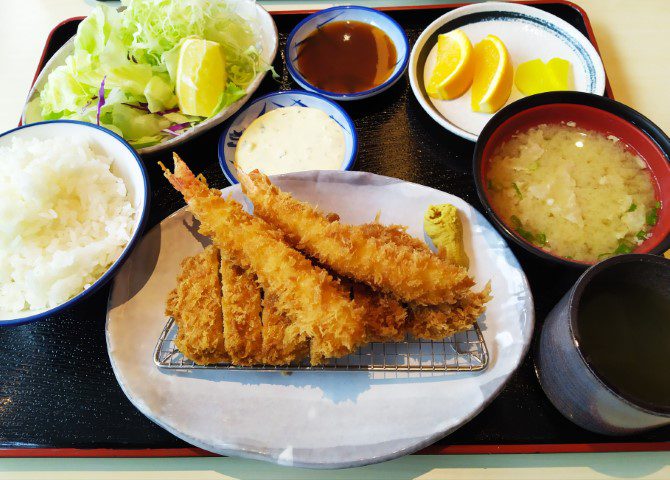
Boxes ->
[473,92,670,268]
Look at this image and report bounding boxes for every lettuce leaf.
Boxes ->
[212,82,247,116]
[144,75,178,113]
[112,104,170,140]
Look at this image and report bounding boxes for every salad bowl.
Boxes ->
[21,2,278,155]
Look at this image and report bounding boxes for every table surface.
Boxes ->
[0,1,669,479]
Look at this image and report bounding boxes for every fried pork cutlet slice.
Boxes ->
[165,245,228,365]
[408,284,491,340]
[161,155,365,364]
[220,258,263,365]
[261,293,310,365]
[343,280,408,342]
[238,170,474,306]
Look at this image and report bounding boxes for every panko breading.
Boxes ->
[409,284,491,339]
[347,281,408,342]
[261,293,310,365]
[238,170,474,305]
[165,245,228,365]
[358,222,430,252]
[361,217,490,338]
[220,258,263,365]
[163,156,491,367]
[161,154,365,364]
[307,256,408,343]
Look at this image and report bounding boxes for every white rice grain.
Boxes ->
[0,136,135,312]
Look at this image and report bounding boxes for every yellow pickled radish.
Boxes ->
[515,57,571,95]
[176,38,227,117]
[426,29,474,100]
[471,34,513,113]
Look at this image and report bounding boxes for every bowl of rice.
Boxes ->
[0,120,149,325]
[474,92,670,268]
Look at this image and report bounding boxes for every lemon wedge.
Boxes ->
[515,58,571,95]
[176,38,227,117]
[471,35,513,113]
[426,29,474,100]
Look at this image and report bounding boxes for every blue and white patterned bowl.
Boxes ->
[285,6,409,101]
[218,90,358,184]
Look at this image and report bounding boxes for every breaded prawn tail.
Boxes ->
[165,245,229,365]
[220,258,263,365]
[261,293,310,365]
[238,170,472,305]
[161,154,365,364]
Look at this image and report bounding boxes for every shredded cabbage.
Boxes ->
[38,0,267,147]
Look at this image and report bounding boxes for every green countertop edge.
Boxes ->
[1,452,670,479]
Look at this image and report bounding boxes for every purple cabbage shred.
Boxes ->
[96,76,106,126]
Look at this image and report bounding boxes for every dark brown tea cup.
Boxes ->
[536,254,670,434]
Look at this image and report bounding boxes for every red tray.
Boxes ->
[4,0,668,459]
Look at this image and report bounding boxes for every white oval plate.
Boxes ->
[106,170,534,469]
[409,2,606,142]
[21,2,278,155]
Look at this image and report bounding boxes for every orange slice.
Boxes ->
[471,35,513,113]
[426,29,474,100]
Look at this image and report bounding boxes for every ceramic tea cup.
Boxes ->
[536,254,670,435]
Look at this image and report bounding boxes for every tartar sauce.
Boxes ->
[235,106,345,175]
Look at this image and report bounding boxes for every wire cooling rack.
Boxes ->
[154,317,489,372]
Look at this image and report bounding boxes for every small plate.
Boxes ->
[106,170,534,468]
[218,90,357,184]
[285,6,409,101]
[409,2,606,142]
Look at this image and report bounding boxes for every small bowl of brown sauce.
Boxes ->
[286,6,409,100]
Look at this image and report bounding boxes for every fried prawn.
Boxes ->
[238,170,473,305]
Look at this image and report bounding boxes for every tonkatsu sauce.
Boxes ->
[296,20,397,94]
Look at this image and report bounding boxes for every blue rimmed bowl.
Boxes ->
[285,6,409,101]
[218,90,358,184]
[0,120,149,326]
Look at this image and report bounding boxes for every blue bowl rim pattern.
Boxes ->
[473,91,670,270]
[218,89,358,185]
[567,253,670,416]
[284,5,410,100]
[0,119,151,327]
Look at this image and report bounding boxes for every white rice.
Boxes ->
[0,136,135,312]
